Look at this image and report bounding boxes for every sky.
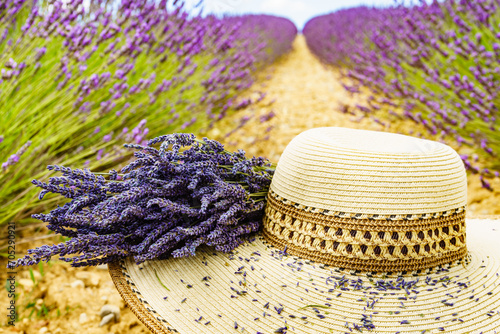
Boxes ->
[190,0,398,30]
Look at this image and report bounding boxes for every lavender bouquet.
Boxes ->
[7,134,274,268]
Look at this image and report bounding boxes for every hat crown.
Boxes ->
[264,127,468,272]
[270,127,467,215]
[296,126,442,154]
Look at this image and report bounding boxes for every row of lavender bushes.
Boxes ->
[0,0,297,226]
[304,1,500,188]
[303,7,390,66]
[230,14,297,64]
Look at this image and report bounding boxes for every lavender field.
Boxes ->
[1,0,499,333]
[304,1,500,190]
[0,0,296,227]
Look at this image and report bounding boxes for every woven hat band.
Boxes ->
[263,190,468,272]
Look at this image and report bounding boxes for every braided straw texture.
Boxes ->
[270,127,467,215]
[263,190,467,272]
[108,261,177,334]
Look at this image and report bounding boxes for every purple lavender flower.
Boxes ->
[1,141,31,171]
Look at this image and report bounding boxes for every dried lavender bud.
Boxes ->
[8,134,275,269]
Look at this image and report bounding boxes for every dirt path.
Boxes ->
[2,34,499,334]
[210,35,381,162]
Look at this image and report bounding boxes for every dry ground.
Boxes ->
[1,35,499,334]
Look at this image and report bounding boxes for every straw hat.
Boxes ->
[109,127,500,333]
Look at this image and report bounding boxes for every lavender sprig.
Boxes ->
[7,134,275,269]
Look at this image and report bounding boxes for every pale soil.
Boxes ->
[0,226,150,334]
[1,34,499,334]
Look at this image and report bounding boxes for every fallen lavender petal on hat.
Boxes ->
[8,134,275,268]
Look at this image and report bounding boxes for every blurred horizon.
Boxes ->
[185,0,399,30]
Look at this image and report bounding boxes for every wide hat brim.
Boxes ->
[109,219,500,334]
